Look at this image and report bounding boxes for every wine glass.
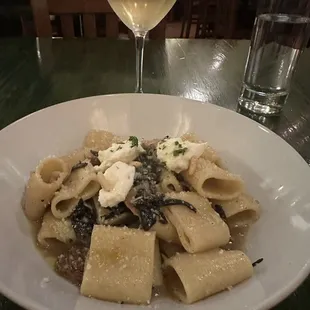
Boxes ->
[107,0,176,93]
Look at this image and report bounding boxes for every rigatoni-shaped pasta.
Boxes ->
[213,193,261,228]
[160,169,182,193]
[23,157,69,220]
[51,163,100,219]
[164,249,253,304]
[153,239,163,287]
[165,192,230,253]
[81,225,156,305]
[182,158,243,200]
[37,211,76,248]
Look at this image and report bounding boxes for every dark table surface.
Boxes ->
[0,38,309,310]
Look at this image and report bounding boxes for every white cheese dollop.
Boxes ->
[156,137,206,173]
[98,161,135,208]
[95,137,145,172]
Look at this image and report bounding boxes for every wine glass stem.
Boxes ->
[134,32,147,93]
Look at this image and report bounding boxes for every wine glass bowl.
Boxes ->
[107,0,176,92]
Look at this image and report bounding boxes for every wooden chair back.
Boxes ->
[31,0,168,39]
[180,0,239,39]
[30,0,118,38]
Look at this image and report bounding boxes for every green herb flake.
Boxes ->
[116,146,122,151]
[173,147,188,156]
[129,136,139,148]
[174,140,183,148]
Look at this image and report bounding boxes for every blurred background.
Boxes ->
[0,0,258,39]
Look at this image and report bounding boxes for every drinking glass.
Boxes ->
[238,0,310,115]
[107,0,176,93]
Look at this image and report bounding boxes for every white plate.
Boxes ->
[0,94,310,310]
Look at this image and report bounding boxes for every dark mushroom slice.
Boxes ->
[134,196,196,231]
[90,156,101,166]
[70,199,97,246]
[103,212,138,226]
[90,150,99,157]
[103,203,128,220]
[139,206,158,231]
[213,204,227,220]
[100,202,138,226]
[138,204,169,231]
[88,150,101,166]
[149,206,168,224]
[71,161,88,171]
[161,198,197,213]
[55,245,89,286]
[127,220,141,229]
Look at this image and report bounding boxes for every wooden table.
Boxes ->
[0,38,309,310]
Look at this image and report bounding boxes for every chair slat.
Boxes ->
[83,13,97,38]
[105,13,119,38]
[60,15,75,37]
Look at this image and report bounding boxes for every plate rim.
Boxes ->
[1,93,308,170]
[0,93,309,310]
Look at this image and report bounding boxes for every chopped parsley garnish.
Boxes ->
[129,136,139,147]
[174,140,183,148]
[173,147,188,156]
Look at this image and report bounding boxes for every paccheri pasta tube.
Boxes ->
[23,157,69,220]
[51,163,100,219]
[153,239,163,287]
[165,192,230,253]
[182,158,244,200]
[164,249,253,304]
[37,211,76,248]
[81,225,156,304]
[212,193,261,227]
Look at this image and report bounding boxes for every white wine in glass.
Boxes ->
[108,0,176,92]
